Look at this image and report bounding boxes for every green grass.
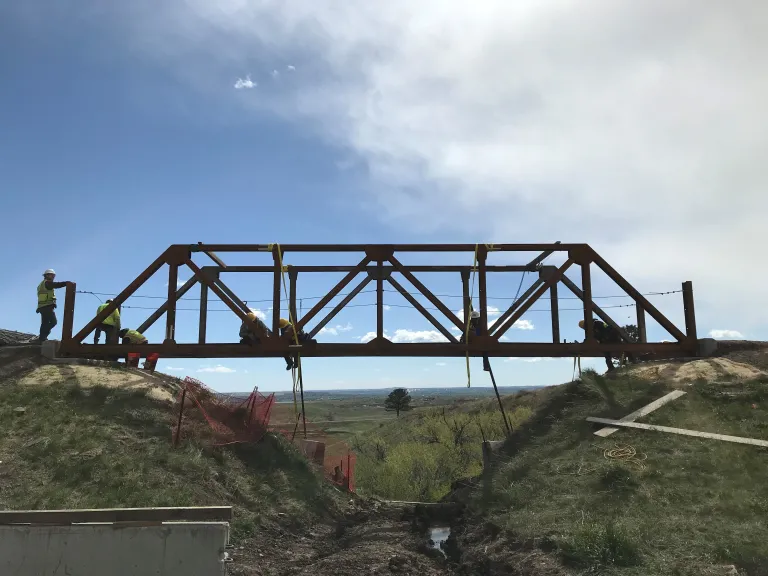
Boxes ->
[473,369,768,575]
[0,380,340,540]
[351,393,536,501]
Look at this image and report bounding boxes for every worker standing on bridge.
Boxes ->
[35,269,72,343]
[460,309,482,343]
[279,318,316,370]
[579,319,635,372]
[94,299,121,344]
[119,328,148,367]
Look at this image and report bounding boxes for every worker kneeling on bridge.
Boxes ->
[240,311,270,345]
[119,328,149,368]
[579,319,635,372]
[279,318,316,371]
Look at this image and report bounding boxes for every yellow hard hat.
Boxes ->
[578,320,585,329]
[246,312,257,321]
[279,318,291,329]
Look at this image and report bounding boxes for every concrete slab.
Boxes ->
[0,521,230,576]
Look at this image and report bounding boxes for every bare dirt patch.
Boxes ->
[629,358,764,385]
[16,364,174,402]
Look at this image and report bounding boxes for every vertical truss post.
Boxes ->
[478,246,488,335]
[62,282,76,343]
[377,259,384,340]
[580,253,594,343]
[550,282,560,343]
[198,269,216,344]
[272,248,281,335]
[461,270,470,328]
[682,281,697,343]
[166,263,178,343]
[637,306,647,343]
[289,268,298,326]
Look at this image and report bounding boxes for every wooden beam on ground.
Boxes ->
[0,506,233,525]
[594,390,686,437]
[586,417,768,448]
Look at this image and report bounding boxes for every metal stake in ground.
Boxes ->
[483,357,512,435]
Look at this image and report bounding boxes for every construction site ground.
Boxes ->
[2,340,768,574]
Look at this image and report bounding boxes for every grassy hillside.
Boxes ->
[351,362,768,574]
[455,368,768,575]
[0,367,341,540]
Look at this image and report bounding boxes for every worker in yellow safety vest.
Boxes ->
[279,318,316,370]
[94,299,121,344]
[35,269,72,343]
[119,328,148,368]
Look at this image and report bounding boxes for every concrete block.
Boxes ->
[0,521,230,576]
[697,338,718,357]
[41,340,60,360]
[299,439,326,466]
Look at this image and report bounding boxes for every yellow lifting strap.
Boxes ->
[274,244,303,421]
[464,244,480,388]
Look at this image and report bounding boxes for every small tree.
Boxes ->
[385,388,413,418]
[622,324,639,342]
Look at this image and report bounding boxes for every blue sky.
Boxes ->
[1,2,762,392]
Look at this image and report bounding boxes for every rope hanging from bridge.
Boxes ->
[274,243,307,437]
[464,244,479,388]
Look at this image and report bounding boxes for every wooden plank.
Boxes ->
[586,418,768,448]
[594,390,686,437]
[0,506,233,525]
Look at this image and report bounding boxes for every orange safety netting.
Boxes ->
[269,402,356,493]
[173,376,275,446]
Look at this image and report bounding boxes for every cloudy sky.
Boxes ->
[1,1,763,391]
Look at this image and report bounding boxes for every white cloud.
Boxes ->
[249,308,267,321]
[165,279,187,288]
[319,322,353,336]
[286,65,295,71]
[163,366,187,372]
[233,75,256,89]
[197,365,236,373]
[708,329,745,340]
[511,320,535,331]
[436,362,447,366]
[391,329,449,343]
[114,2,768,330]
[456,306,501,319]
[383,305,391,311]
[359,331,378,343]
[504,357,569,363]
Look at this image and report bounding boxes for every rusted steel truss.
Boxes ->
[58,244,698,359]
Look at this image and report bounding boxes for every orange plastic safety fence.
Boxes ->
[173,377,275,447]
[269,403,356,493]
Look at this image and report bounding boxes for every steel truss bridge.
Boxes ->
[58,243,699,360]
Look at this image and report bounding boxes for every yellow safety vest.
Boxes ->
[123,329,147,344]
[37,280,56,309]
[97,304,120,327]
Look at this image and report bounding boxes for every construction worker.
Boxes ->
[239,311,271,345]
[279,318,316,370]
[459,309,482,343]
[579,319,635,371]
[119,328,148,367]
[94,299,121,344]
[35,269,72,343]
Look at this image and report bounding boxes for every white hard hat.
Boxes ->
[43,269,56,276]
[470,310,481,318]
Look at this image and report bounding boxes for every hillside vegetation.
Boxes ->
[352,358,768,575]
[0,364,340,540]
